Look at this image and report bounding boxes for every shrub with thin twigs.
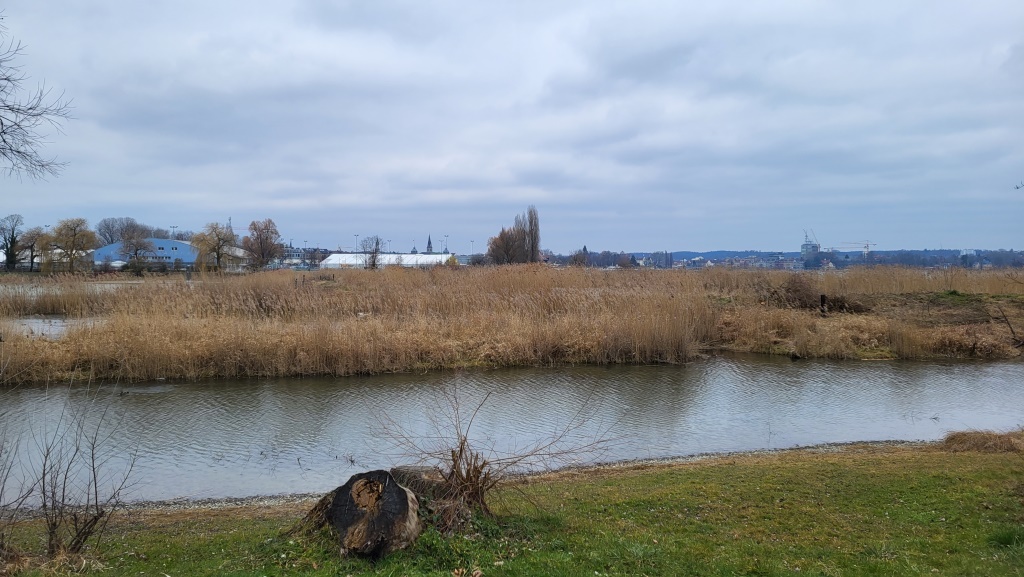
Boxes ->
[377,387,612,534]
[22,385,135,563]
[0,427,31,571]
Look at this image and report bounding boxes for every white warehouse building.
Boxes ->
[319,253,455,269]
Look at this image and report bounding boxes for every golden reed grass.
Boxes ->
[943,430,1024,453]
[1,266,1022,384]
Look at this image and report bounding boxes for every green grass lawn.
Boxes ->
[8,443,1024,576]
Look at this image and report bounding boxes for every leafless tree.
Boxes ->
[0,213,24,271]
[526,205,540,263]
[487,206,540,265]
[0,14,71,179]
[487,226,526,265]
[50,217,97,273]
[241,218,283,270]
[120,227,155,274]
[192,222,238,271]
[94,217,154,246]
[18,225,43,272]
[360,235,384,270]
[568,248,589,267]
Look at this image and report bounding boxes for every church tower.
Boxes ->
[426,235,433,254]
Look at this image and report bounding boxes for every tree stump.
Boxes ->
[324,470,422,559]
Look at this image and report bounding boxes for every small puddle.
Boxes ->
[5,316,100,339]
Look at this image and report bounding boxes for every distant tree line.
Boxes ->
[0,213,289,273]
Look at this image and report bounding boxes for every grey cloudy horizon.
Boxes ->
[3,1,1022,255]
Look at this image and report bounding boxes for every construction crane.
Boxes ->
[841,240,877,258]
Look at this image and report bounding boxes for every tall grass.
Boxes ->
[0,267,717,383]
[1,266,1021,384]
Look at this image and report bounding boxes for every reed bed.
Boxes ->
[0,266,1022,384]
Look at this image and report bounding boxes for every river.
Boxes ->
[1,355,1021,502]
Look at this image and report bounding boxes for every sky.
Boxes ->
[2,1,1023,255]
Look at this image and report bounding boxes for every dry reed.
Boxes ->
[942,430,1024,453]
[1,266,1022,384]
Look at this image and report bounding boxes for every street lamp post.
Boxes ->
[303,240,308,266]
[387,239,392,253]
[444,234,449,254]
[169,225,178,240]
[354,234,359,253]
[470,240,474,255]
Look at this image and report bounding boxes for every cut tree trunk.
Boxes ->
[323,470,422,559]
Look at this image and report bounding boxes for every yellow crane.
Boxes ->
[841,241,877,258]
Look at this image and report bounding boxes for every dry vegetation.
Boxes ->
[943,429,1024,453]
[1,266,1022,384]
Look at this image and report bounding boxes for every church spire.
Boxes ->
[426,235,433,254]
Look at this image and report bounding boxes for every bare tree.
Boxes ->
[568,247,589,267]
[120,227,154,274]
[487,226,525,265]
[191,222,238,271]
[241,218,283,270]
[50,217,97,273]
[360,235,383,270]
[0,14,71,179]
[0,213,23,271]
[486,206,540,265]
[19,225,43,272]
[94,217,153,246]
[526,205,540,263]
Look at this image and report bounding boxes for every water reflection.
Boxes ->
[1,356,1021,502]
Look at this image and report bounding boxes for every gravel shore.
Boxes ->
[120,440,933,512]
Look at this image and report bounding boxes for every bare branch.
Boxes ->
[0,15,71,179]
[375,384,614,531]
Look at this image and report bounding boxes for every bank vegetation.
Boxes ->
[0,266,1022,385]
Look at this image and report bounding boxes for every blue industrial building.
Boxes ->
[93,238,199,269]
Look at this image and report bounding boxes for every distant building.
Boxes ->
[800,233,820,261]
[93,238,198,269]
[320,253,455,269]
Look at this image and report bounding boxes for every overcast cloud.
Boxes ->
[3,1,1022,253]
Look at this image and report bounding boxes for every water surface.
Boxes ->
[1,355,1021,502]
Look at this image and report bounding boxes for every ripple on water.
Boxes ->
[2,357,1023,501]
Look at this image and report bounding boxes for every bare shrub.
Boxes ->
[29,387,136,557]
[1,423,31,569]
[377,387,611,534]
[943,430,1024,453]
[781,274,821,310]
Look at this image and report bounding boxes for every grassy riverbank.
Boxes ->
[1,266,1022,384]
[4,441,1023,576]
